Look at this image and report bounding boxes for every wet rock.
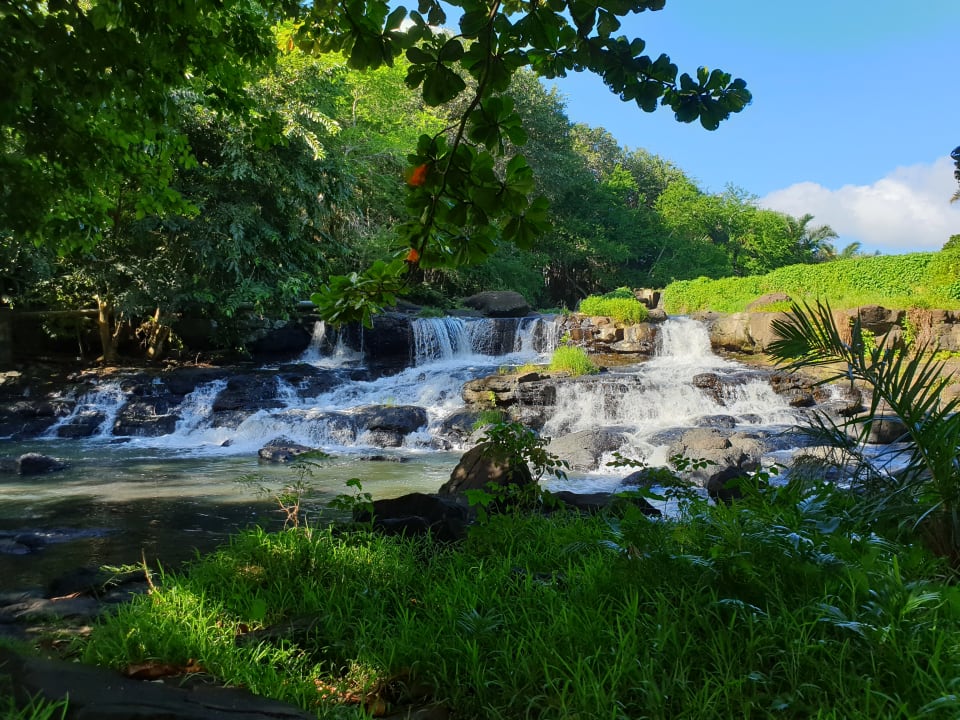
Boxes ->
[213,374,282,413]
[16,453,67,475]
[258,437,317,463]
[113,400,179,436]
[695,415,738,429]
[354,405,428,436]
[550,490,661,517]
[362,313,414,368]
[0,647,316,720]
[56,410,105,438]
[356,493,472,542]
[247,321,312,359]
[667,428,765,500]
[845,414,909,444]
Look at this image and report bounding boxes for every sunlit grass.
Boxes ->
[78,483,960,719]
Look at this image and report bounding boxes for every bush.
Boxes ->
[548,346,598,376]
[662,252,960,313]
[579,292,648,323]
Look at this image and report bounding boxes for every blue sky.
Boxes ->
[547,0,960,253]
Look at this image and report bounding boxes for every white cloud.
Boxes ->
[760,158,960,253]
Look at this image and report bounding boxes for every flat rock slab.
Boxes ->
[0,648,315,720]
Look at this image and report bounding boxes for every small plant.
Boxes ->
[472,409,504,431]
[770,300,960,563]
[328,478,374,521]
[237,450,330,530]
[480,420,569,484]
[548,346,598,376]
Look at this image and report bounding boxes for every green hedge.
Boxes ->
[662,251,960,313]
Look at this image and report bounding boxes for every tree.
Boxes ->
[952,146,960,204]
[1,1,293,250]
[278,0,752,323]
[4,0,752,329]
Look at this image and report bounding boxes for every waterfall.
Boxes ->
[42,381,128,439]
[300,321,363,367]
[542,316,798,460]
[412,317,473,364]
[411,315,562,364]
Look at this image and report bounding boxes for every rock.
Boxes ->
[0,647,316,720]
[353,405,428,446]
[846,414,909,444]
[545,427,628,472]
[462,375,518,406]
[745,292,792,311]
[549,490,660,517]
[247,321,312,359]
[213,374,282,413]
[258,437,316,463]
[56,410,105,438]
[462,291,531,318]
[440,442,533,495]
[695,414,737,429]
[618,466,684,489]
[362,313,414,368]
[16,453,66,475]
[113,400,179,436]
[667,428,765,500]
[356,493,472,542]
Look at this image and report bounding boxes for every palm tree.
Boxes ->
[769,301,960,563]
[786,213,837,261]
[951,146,960,203]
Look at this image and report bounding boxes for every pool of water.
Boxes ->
[0,441,459,590]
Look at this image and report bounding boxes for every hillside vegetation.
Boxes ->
[662,248,960,314]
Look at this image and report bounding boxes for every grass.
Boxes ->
[76,479,960,719]
[548,346,598,376]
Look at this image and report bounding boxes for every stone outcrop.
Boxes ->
[545,427,629,472]
[560,314,661,355]
[462,291,531,317]
[440,442,534,494]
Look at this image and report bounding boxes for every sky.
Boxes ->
[546,0,960,254]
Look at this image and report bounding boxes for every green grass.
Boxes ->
[78,481,960,719]
[579,289,649,323]
[547,346,598,376]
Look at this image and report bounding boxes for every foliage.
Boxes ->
[548,346,599,376]
[292,0,752,323]
[769,301,960,562]
[662,251,960,314]
[479,420,569,483]
[1,0,289,249]
[237,451,332,529]
[0,688,69,720]
[579,291,649,323]
[80,480,960,719]
[328,478,375,522]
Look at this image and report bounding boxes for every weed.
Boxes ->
[237,450,331,529]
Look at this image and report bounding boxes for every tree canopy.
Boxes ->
[2,0,752,326]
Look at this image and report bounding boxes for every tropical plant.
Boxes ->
[768,301,960,562]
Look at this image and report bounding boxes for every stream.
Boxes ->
[1,315,804,589]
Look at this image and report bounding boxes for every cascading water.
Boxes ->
[543,316,800,482]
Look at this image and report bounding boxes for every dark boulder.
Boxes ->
[356,492,472,542]
[16,453,67,475]
[213,374,282,413]
[440,442,533,495]
[258,437,317,463]
[462,291,531,318]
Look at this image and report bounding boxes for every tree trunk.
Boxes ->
[95,297,117,364]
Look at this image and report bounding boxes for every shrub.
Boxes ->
[662,252,960,313]
[548,346,598,376]
[579,294,648,323]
